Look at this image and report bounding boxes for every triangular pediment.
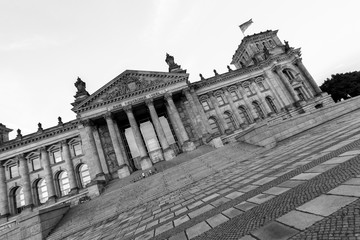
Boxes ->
[72,70,188,113]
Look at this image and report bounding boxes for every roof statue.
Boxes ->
[72,77,90,107]
[263,45,270,59]
[165,53,186,73]
[284,40,291,53]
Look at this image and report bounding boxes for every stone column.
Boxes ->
[263,70,286,109]
[252,81,272,114]
[223,88,243,128]
[17,154,33,207]
[183,88,209,136]
[273,66,301,103]
[80,120,105,180]
[0,163,9,216]
[166,103,184,145]
[61,140,78,192]
[294,58,322,95]
[189,89,213,134]
[40,147,56,201]
[124,105,153,170]
[146,99,176,161]
[238,85,256,122]
[209,92,231,133]
[164,92,196,152]
[104,113,130,178]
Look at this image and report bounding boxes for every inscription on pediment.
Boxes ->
[102,75,164,101]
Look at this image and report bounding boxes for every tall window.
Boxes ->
[239,106,251,124]
[11,187,25,214]
[208,117,220,135]
[58,171,70,197]
[245,87,252,96]
[53,150,62,163]
[266,96,278,113]
[9,165,19,179]
[258,82,266,91]
[73,143,83,156]
[201,100,210,111]
[216,96,225,105]
[295,88,306,101]
[37,179,48,204]
[283,69,295,81]
[224,112,236,130]
[79,164,91,188]
[31,156,41,171]
[253,101,265,119]
[230,91,238,101]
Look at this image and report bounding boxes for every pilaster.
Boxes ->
[294,58,322,95]
[0,163,9,217]
[222,88,243,128]
[17,154,33,208]
[273,65,301,104]
[208,92,231,134]
[60,140,79,193]
[39,147,56,201]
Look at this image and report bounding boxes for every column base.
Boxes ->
[94,173,107,182]
[163,148,176,161]
[46,195,58,204]
[225,129,233,135]
[87,180,106,197]
[206,136,224,148]
[148,149,164,163]
[118,165,131,179]
[69,188,79,196]
[140,156,153,170]
[21,204,34,213]
[181,140,196,152]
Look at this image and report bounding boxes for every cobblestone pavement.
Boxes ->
[47,109,360,240]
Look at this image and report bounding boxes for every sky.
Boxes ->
[1,0,360,139]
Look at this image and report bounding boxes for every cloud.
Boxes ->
[0,35,65,51]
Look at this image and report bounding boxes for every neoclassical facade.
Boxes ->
[0,30,333,219]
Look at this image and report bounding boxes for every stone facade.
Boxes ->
[0,29,333,226]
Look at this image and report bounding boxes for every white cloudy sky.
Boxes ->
[1,0,359,139]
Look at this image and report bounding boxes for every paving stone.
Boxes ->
[173,215,190,227]
[339,150,360,156]
[277,210,323,230]
[328,184,360,197]
[234,201,258,212]
[247,193,275,204]
[222,207,243,218]
[186,221,211,239]
[277,180,305,188]
[210,197,230,207]
[206,213,229,228]
[238,235,257,240]
[343,177,360,185]
[188,204,214,219]
[225,191,244,199]
[321,155,354,164]
[297,194,357,216]
[263,186,290,195]
[202,193,220,202]
[169,231,188,240]
[305,164,337,173]
[155,221,174,236]
[175,207,188,216]
[217,188,233,194]
[135,229,154,240]
[187,200,203,209]
[252,221,299,240]
[291,172,321,180]
[238,185,258,192]
[160,212,174,223]
[252,177,276,185]
[146,219,159,229]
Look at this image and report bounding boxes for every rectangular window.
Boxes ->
[245,87,252,96]
[216,96,225,105]
[201,101,210,111]
[31,157,41,171]
[73,143,83,156]
[9,165,19,179]
[53,150,62,163]
[258,82,266,91]
[230,91,238,101]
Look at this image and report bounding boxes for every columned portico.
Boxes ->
[61,140,78,193]
[17,154,33,208]
[273,66,301,103]
[124,105,153,170]
[80,120,105,180]
[0,163,9,217]
[294,58,322,95]
[40,147,56,201]
[104,113,131,178]
[164,92,196,152]
[223,88,243,128]
[145,99,176,161]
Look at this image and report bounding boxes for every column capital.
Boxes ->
[145,98,154,106]
[81,119,93,127]
[164,92,173,100]
[123,104,133,113]
[293,57,303,65]
[60,140,68,146]
[182,88,191,95]
[272,65,283,73]
[104,112,113,120]
[16,153,26,161]
[39,146,47,153]
[222,87,230,93]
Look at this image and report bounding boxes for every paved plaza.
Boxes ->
[47,109,360,240]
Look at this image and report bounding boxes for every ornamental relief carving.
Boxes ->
[102,75,165,101]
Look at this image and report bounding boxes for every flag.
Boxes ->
[239,19,253,34]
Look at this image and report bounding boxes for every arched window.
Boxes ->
[265,96,278,113]
[78,164,91,188]
[208,117,221,135]
[283,69,295,81]
[268,40,274,47]
[224,111,236,130]
[57,171,70,197]
[10,187,25,215]
[238,106,251,124]
[34,179,48,205]
[253,101,265,119]
[216,96,225,105]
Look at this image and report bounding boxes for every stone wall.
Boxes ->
[236,96,360,148]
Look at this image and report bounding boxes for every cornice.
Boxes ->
[0,120,79,153]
